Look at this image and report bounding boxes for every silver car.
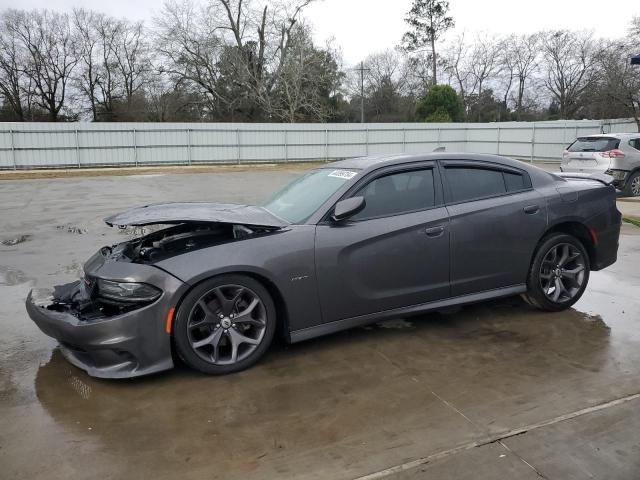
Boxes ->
[560,133,640,196]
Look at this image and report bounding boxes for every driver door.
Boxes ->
[314,163,450,323]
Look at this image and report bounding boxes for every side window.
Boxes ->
[445,167,506,202]
[351,169,436,220]
[503,171,527,192]
[629,138,640,151]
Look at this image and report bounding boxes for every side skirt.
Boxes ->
[289,284,527,343]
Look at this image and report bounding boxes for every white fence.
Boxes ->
[0,118,637,169]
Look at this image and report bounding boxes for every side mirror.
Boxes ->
[332,196,366,222]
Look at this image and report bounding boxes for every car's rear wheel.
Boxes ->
[622,171,640,197]
[173,274,276,375]
[523,233,590,311]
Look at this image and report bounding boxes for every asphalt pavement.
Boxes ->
[1,168,639,480]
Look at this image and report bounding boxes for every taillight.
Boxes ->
[600,149,625,158]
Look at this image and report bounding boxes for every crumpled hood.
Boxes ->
[104,202,289,228]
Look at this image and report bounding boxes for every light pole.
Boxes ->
[353,61,370,123]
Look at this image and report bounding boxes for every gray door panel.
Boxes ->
[315,207,450,323]
[447,190,547,296]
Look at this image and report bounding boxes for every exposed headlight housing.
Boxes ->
[96,279,162,304]
[604,169,627,180]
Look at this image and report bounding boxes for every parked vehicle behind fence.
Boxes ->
[561,133,640,197]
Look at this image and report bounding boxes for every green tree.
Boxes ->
[415,84,463,122]
[402,0,454,85]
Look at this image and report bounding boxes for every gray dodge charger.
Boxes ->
[26,153,621,378]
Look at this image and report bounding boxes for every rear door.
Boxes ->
[441,161,547,297]
[315,163,450,322]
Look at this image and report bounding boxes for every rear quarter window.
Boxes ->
[445,166,531,203]
[504,171,527,192]
[568,137,620,152]
[445,167,506,202]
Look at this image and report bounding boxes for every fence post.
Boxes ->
[402,128,407,153]
[464,126,469,153]
[325,128,329,161]
[530,124,536,163]
[236,129,241,165]
[133,129,138,167]
[365,127,369,156]
[284,129,288,162]
[437,127,441,149]
[75,129,80,168]
[10,129,16,170]
[187,128,192,166]
[496,126,501,155]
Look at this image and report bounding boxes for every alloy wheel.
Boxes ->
[539,243,586,303]
[631,175,640,197]
[187,284,267,365]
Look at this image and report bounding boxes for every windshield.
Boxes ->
[263,168,359,223]
[568,137,619,152]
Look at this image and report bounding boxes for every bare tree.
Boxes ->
[441,32,472,116]
[156,0,315,121]
[92,15,124,118]
[362,49,416,121]
[73,9,101,120]
[0,10,29,120]
[14,10,78,121]
[402,0,454,85]
[214,0,315,118]
[507,33,540,118]
[541,30,596,119]
[113,21,150,110]
[467,34,502,99]
[595,38,640,131]
[273,25,339,122]
[155,0,230,117]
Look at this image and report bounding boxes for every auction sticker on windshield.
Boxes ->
[328,170,358,180]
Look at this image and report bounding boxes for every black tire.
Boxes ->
[523,233,590,312]
[622,171,640,197]
[173,274,276,375]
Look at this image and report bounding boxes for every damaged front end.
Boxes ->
[25,201,289,378]
[25,247,184,378]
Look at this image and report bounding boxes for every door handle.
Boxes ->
[523,205,540,215]
[424,226,445,238]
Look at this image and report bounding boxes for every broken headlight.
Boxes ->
[96,279,162,304]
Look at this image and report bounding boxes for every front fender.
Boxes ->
[155,225,322,332]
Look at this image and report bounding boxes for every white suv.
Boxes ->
[560,133,640,197]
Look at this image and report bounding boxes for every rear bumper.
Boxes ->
[591,211,622,271]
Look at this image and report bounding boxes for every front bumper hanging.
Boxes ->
[26,263,184,379]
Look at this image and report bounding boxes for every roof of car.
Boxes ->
[329,152,530,171]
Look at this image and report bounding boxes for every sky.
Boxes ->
[3,0,639,65]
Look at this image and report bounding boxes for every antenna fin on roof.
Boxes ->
[433,146,446,152]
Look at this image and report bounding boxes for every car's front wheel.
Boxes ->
[173,274,276,375]
[523,233,590,311]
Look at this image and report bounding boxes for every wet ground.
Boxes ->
[1,169,639,480]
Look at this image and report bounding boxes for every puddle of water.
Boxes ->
[56,224,88,235]
[2,234,31,246]
[0,266,30,286]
